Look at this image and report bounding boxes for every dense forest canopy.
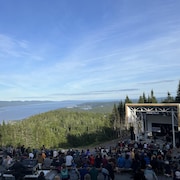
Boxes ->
[0,109,114,149]
[0,80,179,149]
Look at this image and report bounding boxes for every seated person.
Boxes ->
[9,159,26,180]
[124,154,132,169]
[117,154,125,168]
[42,156,52,169]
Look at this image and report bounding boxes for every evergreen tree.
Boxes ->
[150,90,157,103]
[146,90,157,103]
[142,92,147,103]
[147,95,151,103]
[118,101,125,126]
[125,95,132,103]
[111,104,121,138]
[138,95,144,103]
[175,80,180,103]
[162,92,174,103]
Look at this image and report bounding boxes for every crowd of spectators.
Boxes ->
[1,138,180,180]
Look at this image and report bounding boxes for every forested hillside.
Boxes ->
[0,109,113,149]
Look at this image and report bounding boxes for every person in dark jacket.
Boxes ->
[133,168,146,180]
[94,154,102,168]
[89,165,99,180]
[79,164,89,180]
[105,160,115,180]
[9,159,25,180]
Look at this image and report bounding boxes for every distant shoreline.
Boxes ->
[0,101,84,122]
[0,100,117,123]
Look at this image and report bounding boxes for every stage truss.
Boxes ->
[125,103,180,147]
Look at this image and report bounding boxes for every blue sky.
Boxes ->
[0,0,180,101]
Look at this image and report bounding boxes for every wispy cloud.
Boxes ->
[0,34,43,62]
[0,34,27,58]
[139,80,175,85]
[51,88,139,96]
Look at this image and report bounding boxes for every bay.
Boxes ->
[0,101,84,123]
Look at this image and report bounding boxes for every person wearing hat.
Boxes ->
[144,164,158,180]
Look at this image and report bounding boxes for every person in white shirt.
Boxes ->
[29,152,34,159]
[143,143,147,149]
[65,152,73,168]
[53,150,58,158]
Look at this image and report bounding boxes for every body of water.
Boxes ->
[0,101,83,122]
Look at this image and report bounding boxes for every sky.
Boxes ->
[0,0,180,101]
